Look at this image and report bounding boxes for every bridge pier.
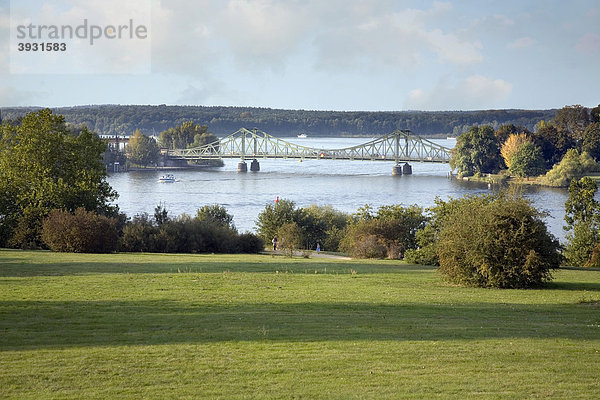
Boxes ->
[250,159,260,172]
[237,161,247,172]
[392,164,403,176]
[402,163,412,175]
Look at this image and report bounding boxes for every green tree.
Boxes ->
[256,199,303,243]
[190,132,219,148]
[509,141,546,177]
[127,129,160,167]
[436,194,562,288]
[495,124,529,146]
[590,104,600,123]
[302,205,350,251]
[450,125,502,176]
[553,104,590,140]
[0,109,117,248]
[582,123,600,160]
[196,204,235,229]
[158,121,212,149]
[532,123,576,167]
[564,177,600,267]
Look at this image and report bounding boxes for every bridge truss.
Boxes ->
[168,128,451,164]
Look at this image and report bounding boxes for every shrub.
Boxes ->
[277,222,302,257]
[404,225,439,266]
[42,208,119,253]
[119,213,157,252]
[340,205,426,259]
[436,194,562,288]
[541,149,599,187]
[119,206,263,254]
[236,232,265,253]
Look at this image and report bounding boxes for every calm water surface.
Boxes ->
[108,138,573,242]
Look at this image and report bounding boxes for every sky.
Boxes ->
[1,0,599,111]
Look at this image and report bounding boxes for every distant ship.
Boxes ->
[297,133,308,138]
[446,136,457,140]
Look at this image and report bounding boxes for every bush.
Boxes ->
[236,232,265,253]
[340,204,426,259]
[277,222,302,257]
[119,206,263,254]
[436,194,562,288]
[404,225,439,266]
[41,208,119,253]
[541,149,599,187]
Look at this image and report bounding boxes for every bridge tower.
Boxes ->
[250,129,260,171]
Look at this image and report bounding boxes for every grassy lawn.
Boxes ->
[1,250,599,399]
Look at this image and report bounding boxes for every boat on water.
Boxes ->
[446,136,457,140]
[158,174,175,182]
[297,133,308,138]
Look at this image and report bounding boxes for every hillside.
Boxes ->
[1,105,557,137]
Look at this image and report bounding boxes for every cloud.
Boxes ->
[575,33,600,54]
[8,0,151,74]
[508,37,536,49]
[314,2,483,71]
[404,75,513,111]
[175,80,240,105]
[214,0,313,69]
[150,0,216,75]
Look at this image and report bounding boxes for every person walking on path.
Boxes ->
[272,236,278,251]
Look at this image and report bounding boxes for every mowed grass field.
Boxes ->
[1,250,599,399]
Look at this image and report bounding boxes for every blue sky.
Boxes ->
[1,0,599,111]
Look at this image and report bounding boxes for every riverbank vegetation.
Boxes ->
[1,250,599,399]
[451,104,600,187]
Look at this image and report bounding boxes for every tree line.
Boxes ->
[451,104,600,186]
[1,104,557,137]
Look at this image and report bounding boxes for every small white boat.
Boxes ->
[158,174,175,182]
[297,133,308,138]
[446,136,457,140]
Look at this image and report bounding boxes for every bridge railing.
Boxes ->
[168,128,451,163]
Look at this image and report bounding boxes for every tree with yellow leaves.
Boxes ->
[501,133,530,169]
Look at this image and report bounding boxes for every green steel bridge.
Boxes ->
[167,128,452,174]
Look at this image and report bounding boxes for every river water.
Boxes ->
[107,138,573,242]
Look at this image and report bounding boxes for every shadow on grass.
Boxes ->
[1,300,597,351]
[0,260,435,277]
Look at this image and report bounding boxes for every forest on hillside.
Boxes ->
[0,105,557,137]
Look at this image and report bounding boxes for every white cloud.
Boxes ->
[314,2,483,71]
[150,0,216,75]
[404,75,513,110]
[9,0,151,74]
[508,37,536,49]
[214,0,313,69]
